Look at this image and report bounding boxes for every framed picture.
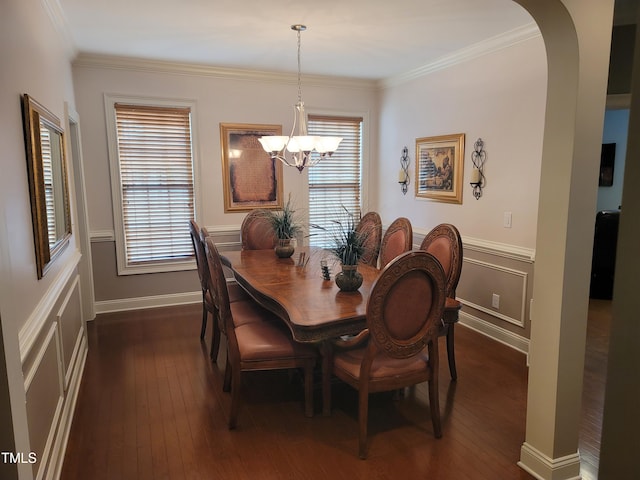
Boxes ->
[220,123,284,212]
[415,133,465,204]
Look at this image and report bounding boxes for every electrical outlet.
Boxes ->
[503,211,512,228]
[492,293,500,309]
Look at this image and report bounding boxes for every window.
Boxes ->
[307,115,363,247]
[106,97,197,274]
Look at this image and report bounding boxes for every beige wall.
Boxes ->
[72,57,378,308]
[1,0,88,478]
[376,29,546,349]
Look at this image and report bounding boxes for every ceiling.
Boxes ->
[56,0,636,80]
[57,0,537,80]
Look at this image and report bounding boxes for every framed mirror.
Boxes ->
[21,94,71,279]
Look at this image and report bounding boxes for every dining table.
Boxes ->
[220,246,379,343]
[220,245,462,414]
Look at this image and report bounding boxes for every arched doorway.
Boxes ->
[511,1,615,478]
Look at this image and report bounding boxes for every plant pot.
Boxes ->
[275,238,295,258]
[335,264,363,292]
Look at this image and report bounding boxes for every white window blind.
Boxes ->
[114,103,195,268]
[307,115,363,247]
[39,127,57,246]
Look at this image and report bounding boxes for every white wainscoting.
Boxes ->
[19,251,88,480]
[413,229,534,354]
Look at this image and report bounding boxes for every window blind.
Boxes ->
[40,127,57,246]
[114,103,195,266]
[307,116,363,247]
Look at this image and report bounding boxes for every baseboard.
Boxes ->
[94,291,201,314]
[518,442,581,480]
[458,310,529,354]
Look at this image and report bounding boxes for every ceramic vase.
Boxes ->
[335,264,363,292]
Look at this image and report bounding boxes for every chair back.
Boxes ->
[356,211,382,267]
[367,251,446,358]
[204,236,232,335]
[419,224,463,298]
[190,220,210,292]
[240,209,277,250]
[379,217,413,268]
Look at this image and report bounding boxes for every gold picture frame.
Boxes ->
[415,133,465,204]
[220,123,284,212]
[21,94,72,278]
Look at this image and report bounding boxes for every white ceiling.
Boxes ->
[57,0,538,80]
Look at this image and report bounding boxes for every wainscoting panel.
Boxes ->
[413,229,534,352]
[57,276,82,390]
[24,323,63,480]
[19,254,88,480]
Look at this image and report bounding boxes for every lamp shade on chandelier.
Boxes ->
[258,25,343,172]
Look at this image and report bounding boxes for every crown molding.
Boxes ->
[41,0,77,59]
[72,53,378,91]
[382,22,541,88]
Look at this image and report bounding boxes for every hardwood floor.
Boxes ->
[60,300,609,479]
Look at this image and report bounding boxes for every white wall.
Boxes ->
[375,34,547,249]
[597,108,629,212]
[1,0,85,478]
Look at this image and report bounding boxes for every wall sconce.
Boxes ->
[470,138,486,200]
[398,146,410,195]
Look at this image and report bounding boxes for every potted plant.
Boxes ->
[322,208,367,291]
[266,195,303,258]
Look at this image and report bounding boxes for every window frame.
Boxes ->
[306,110,369,248]
[104,94,201,275]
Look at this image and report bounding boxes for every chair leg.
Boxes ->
[321,342,332,416]
[429,374,442,438]
[446,324,457,380]
[223,353,232,393]
[429,340,442,439]
[304,360,314,418]
[228,368,241,430]
[358,386,370,459]
[209,316,221,363]
[200,295,208,340]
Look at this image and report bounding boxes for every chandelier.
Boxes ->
[258,25,343,173]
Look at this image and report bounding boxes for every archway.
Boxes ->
[510,1,615,478]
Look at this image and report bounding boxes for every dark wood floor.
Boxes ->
[60,299,610,479]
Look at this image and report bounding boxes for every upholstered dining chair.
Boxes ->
[379,217,413,268]
[189,219,218,342]
[204,236,318,429]
[324,250,446,459]
[419,224,463,380]
[356,211,383,268]
[199,226,248,361]
[240,209,278,250]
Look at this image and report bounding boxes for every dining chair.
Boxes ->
[189,219,217,342]
[199,226,249,361]
[419,223,463,380]
[379,217,413,268]
[240,209,278,250]
[356,211,382,267]
[204,236,318,428]
[324,250,446,459]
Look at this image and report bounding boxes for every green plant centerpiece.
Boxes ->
[266,195,302,258]
[324,208,367,292]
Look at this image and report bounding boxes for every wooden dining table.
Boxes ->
[221,245,462,414]
[220,246,380,343]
